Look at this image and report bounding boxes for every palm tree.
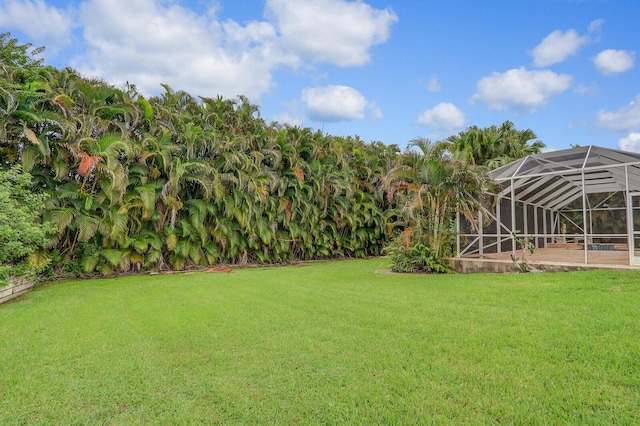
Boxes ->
[446,121,545,169]
[161,157,212,230]
[384,138,493,259]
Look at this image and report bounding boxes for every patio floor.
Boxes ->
[448,247,640,273]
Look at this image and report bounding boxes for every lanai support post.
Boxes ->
[479,210,484,258]
[534,206,539,249]
[581,170,589,264]
[543,208,548,248]
[625,165,633,266]
[456,211,461,258]
[511,178,517,257]
[581,146,592,265]
[496,196,502,253]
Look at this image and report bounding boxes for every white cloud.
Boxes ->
[416,102,465,132]
[618,133,640,152]
[530,29,589,67]
[302,85,369,122]
[595,94,640,132]
[272,113,305,128]
[593,49,635,75]
[70,0,396,102]
[471,67,572,113]
[265,0,398,67]
[74,0,291,100]
[0,0,73,53]
[272,100,305,127]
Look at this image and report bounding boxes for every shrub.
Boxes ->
[510,231,537,273]
[385,237,449,274]
[0,166,52,282]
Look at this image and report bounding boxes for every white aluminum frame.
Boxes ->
[457,146,640,266]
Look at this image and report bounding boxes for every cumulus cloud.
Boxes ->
[70,0,396,101]
[593,49,635,75]
[272,113,305,128]
[618,133,640,152]
[471,67,572,112]
[595,94,640,132]
[530,29,589,67]
[416,102,465,132]
[265,0,398,67]
[301,85,372,122]
[0,0,73,53]
[73,0,278,99]
[272,100,305,127]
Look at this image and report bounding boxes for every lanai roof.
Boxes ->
[490,145,640,211]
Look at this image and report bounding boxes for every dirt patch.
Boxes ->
[374,268,403,275]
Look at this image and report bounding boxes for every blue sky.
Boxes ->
[1,0,639,152]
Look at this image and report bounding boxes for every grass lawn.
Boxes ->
[1,258,639,424]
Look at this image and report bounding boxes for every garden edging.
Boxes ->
[0,276,34,305]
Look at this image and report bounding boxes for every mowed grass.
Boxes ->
[1,259,639,424]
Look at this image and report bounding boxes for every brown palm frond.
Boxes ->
[77,151,102,176]
[387,181,415,203]
[291,167,304,183]
[400,227,414,249]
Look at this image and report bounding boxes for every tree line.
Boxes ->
[1,33,544,278]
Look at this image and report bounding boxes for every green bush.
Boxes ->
[0,166,52,280]
[385,237,449,274]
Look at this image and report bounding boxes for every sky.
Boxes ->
[1,0,639,152]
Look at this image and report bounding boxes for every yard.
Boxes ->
[1,259,639,424]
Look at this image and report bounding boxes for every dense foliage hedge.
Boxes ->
[1,34,401,276]
[1,33,543,277]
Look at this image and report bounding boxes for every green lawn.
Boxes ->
[1,259,639,424]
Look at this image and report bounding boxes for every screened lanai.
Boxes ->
[456,145,640,267]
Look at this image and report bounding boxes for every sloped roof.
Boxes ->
[490,145,640,210]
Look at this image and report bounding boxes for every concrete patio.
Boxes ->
[447,247,640,273]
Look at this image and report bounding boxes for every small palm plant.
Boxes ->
[510,231,536,273]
